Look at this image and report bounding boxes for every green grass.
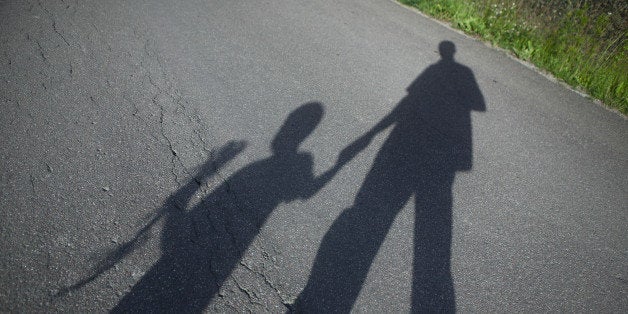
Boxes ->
[400,0,627,114]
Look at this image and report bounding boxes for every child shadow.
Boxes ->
[112,102,355,312]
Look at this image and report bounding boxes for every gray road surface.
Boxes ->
[1,0,626,312]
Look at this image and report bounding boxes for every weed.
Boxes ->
[400,0,627,114]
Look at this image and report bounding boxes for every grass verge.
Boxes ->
[399,0,627,114]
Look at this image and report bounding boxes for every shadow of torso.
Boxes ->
[386,59,483,173]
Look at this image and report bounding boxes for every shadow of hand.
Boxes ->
[337,134,373,167]
[196,140,247,179]
[214,140,247,165]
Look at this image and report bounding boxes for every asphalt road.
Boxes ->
[1,0,626,312]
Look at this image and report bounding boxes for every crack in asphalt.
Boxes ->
[34,39,50,66]
[28,174,36,195]
[51,21,70,47]
[36,0,72,49]
[230,274,264,307]
[239,259,288,307]
[3,1,285,310]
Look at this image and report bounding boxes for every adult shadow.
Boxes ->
[293,41,486,313]
[111,102,354,312]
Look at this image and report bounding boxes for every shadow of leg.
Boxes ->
[295,165,413,312]
[412,170,455,313]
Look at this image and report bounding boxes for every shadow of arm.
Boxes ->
[305,110,397,196]
[54,140,246,297]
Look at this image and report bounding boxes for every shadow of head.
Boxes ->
[271,102,324,154]
[439,40,456,61]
